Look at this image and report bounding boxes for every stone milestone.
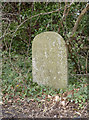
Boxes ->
[32,31,68,89]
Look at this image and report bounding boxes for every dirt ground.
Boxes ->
[2,97,88,119]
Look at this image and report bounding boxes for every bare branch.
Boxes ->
[1,8,60,40]
[8,8,60,58]
[62,1,74,20]
[72,3,89,36]
[12,9,60,37]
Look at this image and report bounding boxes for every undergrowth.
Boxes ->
[2,51,88,109]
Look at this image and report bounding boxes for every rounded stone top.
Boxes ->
[34,31,63,38]
[33,31,66,45]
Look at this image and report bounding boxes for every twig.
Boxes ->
[81,103,88,114]
[2,17,11,22]
[72,3,89,36]
[11,8,60,39]
[65,3,89,73]
[86,51,88,74]
[8,8,61,59]
[2,13,19,16]
[1,8,60,40]
[71,74,89,76]
[62,2,74,20]
[43,102,56,114]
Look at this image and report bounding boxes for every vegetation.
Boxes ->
[1,2,89,117]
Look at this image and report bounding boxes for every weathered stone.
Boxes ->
[32,32,68,89]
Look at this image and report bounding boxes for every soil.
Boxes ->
[2,97,89,119]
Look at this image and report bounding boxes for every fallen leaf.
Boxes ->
[54,95,60,102]
[60,100,66,106]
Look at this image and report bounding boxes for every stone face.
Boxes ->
[32,32,68,89]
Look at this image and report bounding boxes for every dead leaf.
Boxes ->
[54,95,60,102]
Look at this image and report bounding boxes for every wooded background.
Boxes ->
[1,2,89,106]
